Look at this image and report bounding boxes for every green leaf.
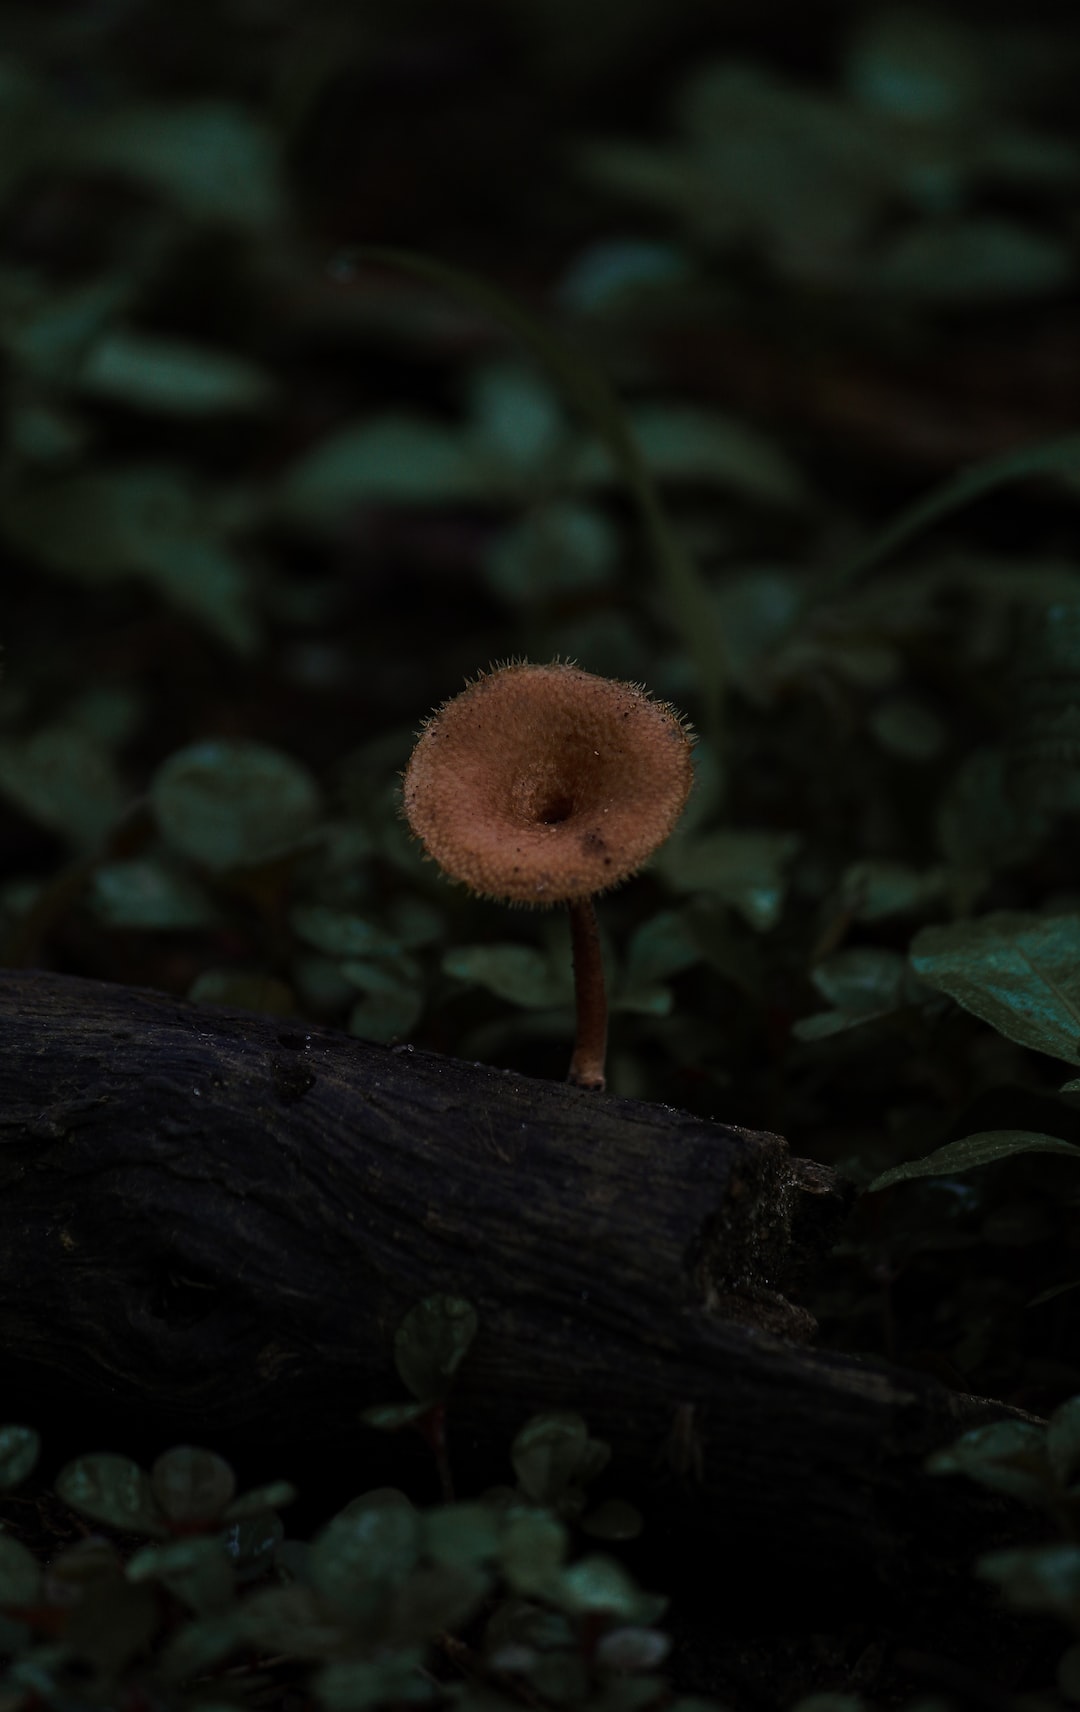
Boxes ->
[223,1481,297,1521]
[978,1545,1080,1616]
[82,101,284,228]
[239,1584,347,1657]
[870,218,1071,304]
[555,1555,657,1622]
[310,1492,420,1614]
[291,903,399,958]
[467,359,565,473]
[126,1536,234,1615]
[657,830,801,929]
[936,748,1044,874]
[0,270,129,384]
[315,1651,430,1711]
[90,858,218,930]
[869,696,946,761]
[1048,1398,1080,1488]
[0,1426,40,1490]
[928,1421,1053,1504]
[711,568,801,702]
[500,1509,568,1597]
[558,237,690,313]
[152,740,321,871]
[840,859,948,922]
[845,7,983,122]
[595,1626,670,1671]
[281,415,495,524]
[56,1453,167,1536]
[811,947,915,1014]
[0,467,259,653]
[344,962,424,1042]
[795,947,925,1040]
[511,1412,591,1504]
[347,246,724,742]
[423,1503,501,1568]
[0,1531,42,1604]
[867,1131,1080,1192]
[484,502,618,606]
[394,1295,478,1401]
[360,1401,431,1431]
[80,330,274,415]
[443,943,573,1008]
[220,1510,285,1582]
[0,725,126,849]
[386,1563,491,1644]
[818,433,1080,599]
[573,403,810,510]
[623,910,703,987]
[151,1447,236,1527]
[159,1608,248,1679]
[910,911,1080,1065]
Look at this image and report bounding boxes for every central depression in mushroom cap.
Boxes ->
[403,662,694,905]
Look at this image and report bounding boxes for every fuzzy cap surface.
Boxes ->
[402,661,694,905]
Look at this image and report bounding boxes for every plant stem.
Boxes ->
[567,898,608,1092]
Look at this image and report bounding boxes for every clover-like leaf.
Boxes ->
[657,830,801,930]
[315,1649,430,1712]
[555,1555,659,1623]
[595,1626,670,1671]
[1047,1398,1080,1489]
[127,1535,234,1615]
[150,1446,236,1528]
[394,1296,478,1402]
[386,1563,492,1645]
[511,1412,591,1504]
[423,1502,502,1568]
[223,1480,297,1521]
[0,1427,40,1491]
[928,1420,1053,1504]
[978,1545,1080,1619]
[361,1402,432,1432]
[152,740,321,872]
[500,1509,568,1597]
[310,1491,420,1616]
[56,1453,167,1537]
[0,1532,42,1605]
[442,944,573,1008]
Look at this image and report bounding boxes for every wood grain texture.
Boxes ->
[0,970,1031,1627]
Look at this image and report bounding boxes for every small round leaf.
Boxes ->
[151,1446,236,1527]
[0,1532,42,1604]
[511,1412,589,1504]
[152,740,321,871]
[56,1453,166,1536]
[0,1426,40,1490]
[394,1296,478,1402]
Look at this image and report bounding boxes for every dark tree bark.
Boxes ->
[0,971,1037,1656]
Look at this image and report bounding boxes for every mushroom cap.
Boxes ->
[402,661,694,905]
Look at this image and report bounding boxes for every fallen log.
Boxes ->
[0,971,1031,1638]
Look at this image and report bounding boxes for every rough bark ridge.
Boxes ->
[0,971,1030,1633]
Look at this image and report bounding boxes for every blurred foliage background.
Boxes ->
[5,0,1080,1419]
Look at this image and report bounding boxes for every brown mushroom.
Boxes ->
[402,660,694,1091]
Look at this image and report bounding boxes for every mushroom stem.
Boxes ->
[567,898,608,1092]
